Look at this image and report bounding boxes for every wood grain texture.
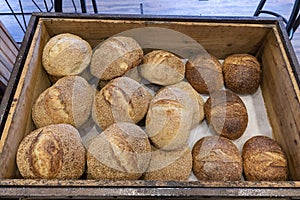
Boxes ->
[259,30,300,180]
[0,21,51,178]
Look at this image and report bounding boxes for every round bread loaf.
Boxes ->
[32,76,94,128]
[90,36,143,80]
[16,124,86,179]
[192,136,242,181]
[42,33,92,77]
[140,50,185,86]
[204,89,248,140]
[92,77,152,130]
[169,81,205,128]
[142,146,192,181]
[186,54,223,94]
[146,86,193,150]
[242,136,288,181]
[223,54,261,94]
[87,122,151,180]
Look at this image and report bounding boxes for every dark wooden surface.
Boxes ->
[0,179,300,199]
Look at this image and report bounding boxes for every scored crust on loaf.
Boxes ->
[87,122,151,180]
[186,54,224,94]
[192,136,242,181]
[42,33,92,77]
[140,50,185,86]
[16,124,86,179]
[146,86,193,150]
[32,76,94,128]
[204,89,248,140]
[92,77,152,130]
[242,135,288,181]
[169,81,205,128]
[90,36,143,80]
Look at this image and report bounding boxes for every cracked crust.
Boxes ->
[140,50,185,86]
[146,87,193,150]
[204,90,248,140]
[90,36,143,80]
[86,122,151,180]
[92,77,152,130]
[223,54,261,94]
[186,54,224,94]
[42,33,92,77]
[16,124,86,179]
[192,136,242,181]
[32,76,94,128]
[242,136,288,181]
[169,81,205,128]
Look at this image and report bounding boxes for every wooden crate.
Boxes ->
[0,13,299,199]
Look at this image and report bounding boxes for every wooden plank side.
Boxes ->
[0,37,18,68]
[0,26,19,56]
[0,180,299,199]
[42,18,272,59]
[0,57,12,81]
[0,21,51,179]
[260,31,300,180]
[0,21,19,90]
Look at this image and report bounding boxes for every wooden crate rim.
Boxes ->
[1,180,300,198]
[1,179,300,187]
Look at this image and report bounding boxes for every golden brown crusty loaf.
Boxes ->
[16,124,86,179]
[142,146,192,181]
[92,77,152,130]
[146,86,193,150]
[32,76,94,128]
[186,54,224,94]
[223,54,261,94]
[242,135,288,181]
[87,122,151,180]
[90,36,143,80]
[42,33,92,77]
[140,50,185,86]
[169,81,205,128]
[192,136,242,181]
[204,89,248,140]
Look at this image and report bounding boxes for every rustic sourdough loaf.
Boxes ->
[32,76,94,128]
[204,89,248,140]
[140,50,185,86]
[186,54,224,94]
[42,33,92,77]
[92,77,152,130]
[169,81,205,128]
[242,135,288,181]
[90,36,143,80]
[146,86,193,150]
[16,124,86,179]
[223,54,261,94]
[87,122,151,180]
[192,136,242,181]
